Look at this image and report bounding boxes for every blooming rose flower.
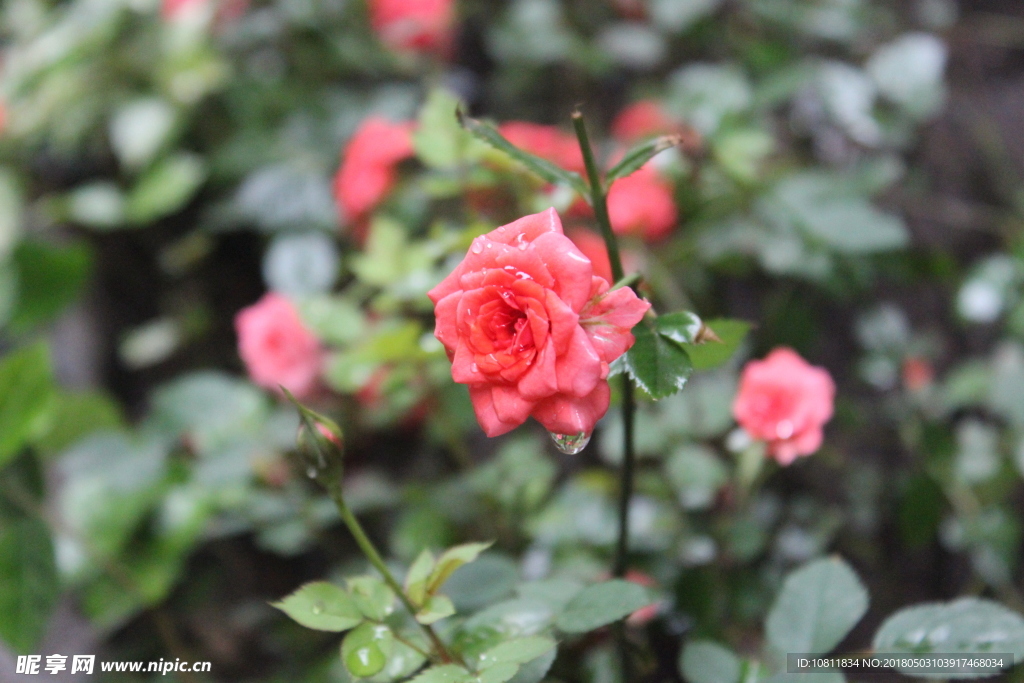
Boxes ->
[498,122,585,174]
[607,164,677,241]
[333,118,415,231]
[369,0,455,54]
[235,293,323,399]
[428,208,650,437]
[732,348,835,465]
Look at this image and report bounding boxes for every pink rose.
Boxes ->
[428,208,650,437]
[369,0,455,54]
[333,118,415,233]
[733,348,836,465]
[607,164,677,241]
[235,293,323,399]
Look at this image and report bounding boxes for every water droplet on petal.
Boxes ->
[312,602,324,615]
[497,226,506,233]
[471,240,484,254]
[550,431,592,454]
[471,363,479,373]
[515,234,529,250]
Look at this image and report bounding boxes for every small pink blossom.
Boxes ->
[733,348,835,465]
[607,164,677,241]
[369,0,455,54]
[428,208,650,437]
[333,118,415,235]
[235,293,323,399]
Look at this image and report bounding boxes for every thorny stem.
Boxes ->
[291,404,461,667]
[327,487,459,665]
[572,111,638,682]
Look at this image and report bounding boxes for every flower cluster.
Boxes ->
[429,208,650,437]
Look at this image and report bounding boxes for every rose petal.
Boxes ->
[531,382,610,436]
[517,337,559,400]
[433,291,462,351]
[469,385,523,437]
[555,326,603,398]
[530,231,593,311]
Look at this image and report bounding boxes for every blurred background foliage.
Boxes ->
[4,0,1024,681]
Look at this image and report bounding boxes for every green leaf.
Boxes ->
[478,636,556,669]
[873,598,1024,671]
[416,594,456,624]
[655,311,704,345]
[477,663,520,683]
[409,664,473,683]
[0,518,58,654]
[9,240,92,332]
[346,575,396,621]
[125,152,207,224]
[272,581,363,632]
[33,390,124,457]
[555,580,652,633]
[605,135,682,187]
[679,640,741,683]
[0,167,23,263]
[682,318,751,370]
[506,648,556,683]
[413,89,486,169]
[341,623,394,678]
[665,445,728,510]
[405,549,437,606]
[765,557,868,656]
[428,541,494,594]
[614,319,693,399]
[457,110,588,196]
[0,344,55,469]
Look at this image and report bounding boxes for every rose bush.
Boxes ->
[429,208,649,437]
[733,347,836,465]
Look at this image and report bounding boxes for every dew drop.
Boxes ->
[471,363,479,373]
[550,431,592,454]
[497,226,506,233]
[471,240,484,254]
[311,602,324,615]
[515,234,529,250]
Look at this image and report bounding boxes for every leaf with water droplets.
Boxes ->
[272,581,363,632]
[611,319,693,399]
[550,431,592,454]
[341,623,394,678]
[873,598,1024,676]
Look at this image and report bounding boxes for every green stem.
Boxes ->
[613,375,636,578]
[571,111,636,578]
[572,112,625,283]
[328,487,458,665]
